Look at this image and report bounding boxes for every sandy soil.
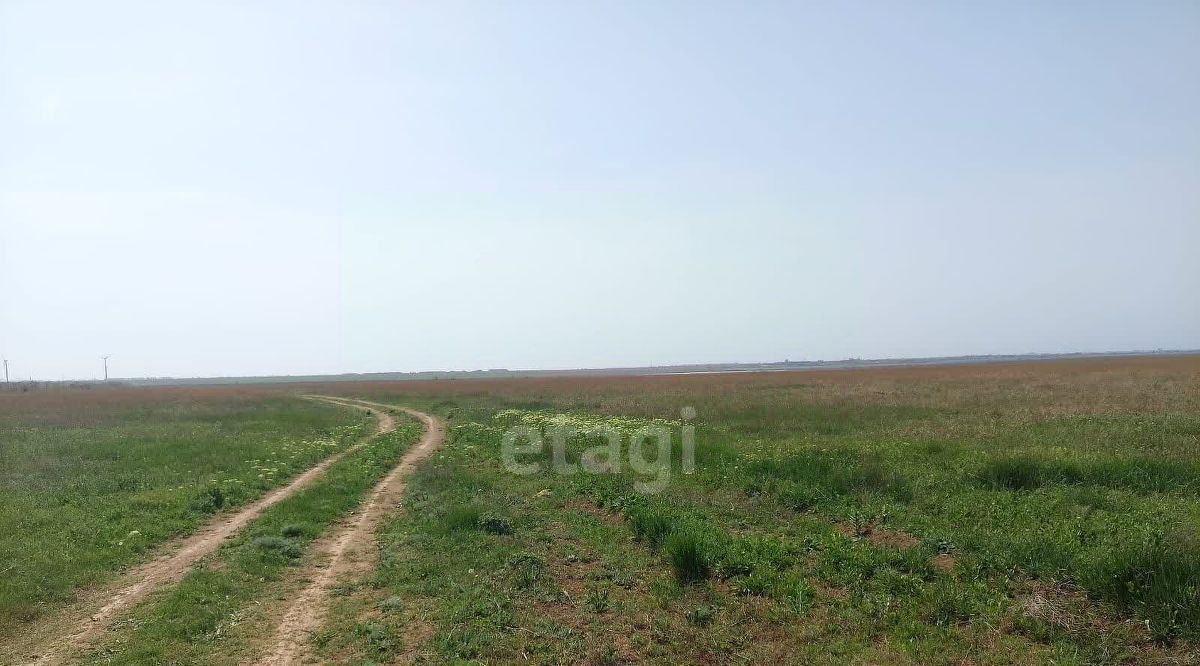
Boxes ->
[8,397,393,666]
[258,398,443,666]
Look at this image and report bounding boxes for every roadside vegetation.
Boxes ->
[81,414,424,665]
[0,388,369,644]
[315,357,1200,664]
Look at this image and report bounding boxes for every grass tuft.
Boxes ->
[280,523,306,538]
[666,530,712,584]
[441,505,512,535]
[978,456,1046,491]
[1080,531,1200,640]
[507,553,545,588]
[442,505,482,532]
[686,605,715,627]
[378,595,405,613]
[251,535,302,560]
[628,505,674,547]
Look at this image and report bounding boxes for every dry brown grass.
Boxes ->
[302,354,1200,423]
[0,384,286,427]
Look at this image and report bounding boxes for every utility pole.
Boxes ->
[102,355,111,381]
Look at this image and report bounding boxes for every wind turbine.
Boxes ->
[2,357,8,384]
[102,354,111,381]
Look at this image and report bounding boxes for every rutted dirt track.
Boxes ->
[260,398,444,665]
[11,397,395,666]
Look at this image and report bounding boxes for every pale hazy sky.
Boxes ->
[1,1,1197,380]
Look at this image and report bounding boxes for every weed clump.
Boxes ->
[923,580,980,627]
[508,553,546,588]
[354,621,397,656]
[252,535,302,560]
[378,595,405,613]
[280,523,306,538]
[1083,459,1200,494]
[686,605,715,626]
[442,505,512,535]
[584,586,610,613]
[978,455,1200,495]
[189,486,226,514]
[478,513,513,535]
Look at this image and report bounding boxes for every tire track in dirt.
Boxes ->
[260,398,444,666]
[10,397,393,666]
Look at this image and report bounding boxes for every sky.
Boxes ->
[1,1,1197,380]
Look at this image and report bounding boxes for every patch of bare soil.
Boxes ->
[932,553,957,574]
[834,522,921,549]
[833,520,963,577]
[7,397,392,666]
[566,498,626,529]
[258,398,443,666]
[812,581,849,600]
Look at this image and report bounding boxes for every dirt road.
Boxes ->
[260,398,444,665]
[9,397,394,666]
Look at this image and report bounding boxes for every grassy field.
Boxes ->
[0,388,371,644]
[306,356,1200,664]
[2,357,1197,664]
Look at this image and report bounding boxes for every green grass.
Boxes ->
[0,391,369,642]
[665,530,712,584]
[1080,531,1200,642]
[5,360,1200,663]
[312,359,1200,663]
[978,453,1200,494]
[81,414,424,665]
